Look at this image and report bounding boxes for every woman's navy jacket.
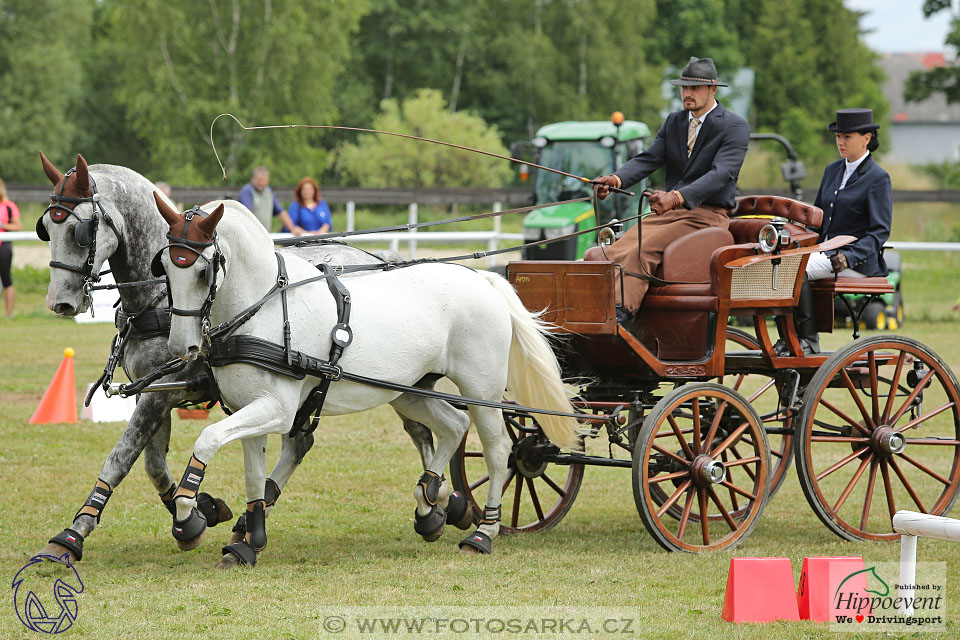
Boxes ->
[813,154,893,277]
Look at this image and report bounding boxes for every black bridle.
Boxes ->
[36,167,123,308]
[150,206,225,335]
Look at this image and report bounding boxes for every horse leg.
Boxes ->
[171,396,291,554]
[219,435,269,570]
[227,430,312,545]
[389,395,470,542]
[457,406,510,555]
[40,392,174,563]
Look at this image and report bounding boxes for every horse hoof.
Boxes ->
[420,526,444,543]
[39,542,78,564]
[216,552,241,570]
[446,492,474,531]
[459,545,480,556]
[175,529,205,552]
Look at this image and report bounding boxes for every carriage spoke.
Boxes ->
[811,436,871,443]
[840,368,876,431]
[469,475,489,491]
[889,457,927,513]
[890,370,935,426]
[729,446,756,481]
[650,470,692,484]
[691,399,702,454]
[651,444,692,467]
[721,451,740,511]
[540,473,566,497]
[832,454,872,513]
[709,422,749,457]
[655,427,693,438]
[502,469,516,493]
[880,460,897,520]
[861,459,879,531]
[724,455,762,468]
[868,352,880,425]
[904,438,960,446]
[668,415,695,459]
[525,478,545,521]
[677,487,695,539]
[656,479,692,518]
[818,397,871,436]
[895,402,955,434]
[707,486,738,532]
[815,447,870,482]
[747,379,775,403]
[898,452,951,485]
[719,480,756,500]
[882,352,907,425]
[731,373,746,392]
[511,476,523,528]
[698,488,711,545]
[702,401,729,454]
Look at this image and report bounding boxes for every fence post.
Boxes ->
[408,202,418,259]
[488,201,502,269]
[899,533,918,616]
[346,201,355,232]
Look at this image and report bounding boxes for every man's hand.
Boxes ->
[646,190,683,215]
[829,252,848,273]
[592,175,621,200]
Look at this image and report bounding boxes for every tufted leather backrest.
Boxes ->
[732,195,823,229]
[661,226,735,282]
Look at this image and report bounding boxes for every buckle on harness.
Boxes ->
[325,365,343,382]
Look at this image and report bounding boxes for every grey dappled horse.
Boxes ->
[35,154,440,563]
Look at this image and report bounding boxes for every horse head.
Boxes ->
[37,152,123,315]
[153,193,225,360]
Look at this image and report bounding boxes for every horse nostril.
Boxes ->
[53,303,76,316]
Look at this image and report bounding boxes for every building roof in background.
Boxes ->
[883,52,960,124]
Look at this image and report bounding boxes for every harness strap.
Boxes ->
[290,264,353,436]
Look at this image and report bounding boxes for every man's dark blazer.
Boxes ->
[813,154,892,277]
[613,102,750,210]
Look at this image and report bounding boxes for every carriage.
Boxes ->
[447,195,960,552]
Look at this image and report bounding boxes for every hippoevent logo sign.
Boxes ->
[830,561,945,632]
[11,554,84,634]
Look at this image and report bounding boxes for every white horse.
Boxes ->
[153,196,579,564]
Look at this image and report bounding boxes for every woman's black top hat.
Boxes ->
[828,108,880,133]
[670,57,728,87]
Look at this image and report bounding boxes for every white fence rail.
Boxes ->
[891,510,960,615]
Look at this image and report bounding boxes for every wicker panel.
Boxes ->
[730,254,803,300]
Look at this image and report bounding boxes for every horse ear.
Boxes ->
[153,191,181,227]
[196,204,225,235]
[74,154,91,195]
[39,151,64,186]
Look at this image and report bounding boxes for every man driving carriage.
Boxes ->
[593,56,750,323]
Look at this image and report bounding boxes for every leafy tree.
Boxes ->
[905,1,960,103]
[0,0,94,182]
[337,89,513,187]
[100,0,366,185]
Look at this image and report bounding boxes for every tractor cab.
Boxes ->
[516,113,651,260]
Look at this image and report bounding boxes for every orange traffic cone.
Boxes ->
[29,348,78,424]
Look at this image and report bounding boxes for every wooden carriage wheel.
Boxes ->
[795,336,960,541]
[633,383,769,552]
[448,411,584,534]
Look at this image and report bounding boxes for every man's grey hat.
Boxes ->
[670,57,728,87]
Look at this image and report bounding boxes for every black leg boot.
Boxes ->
[794,278,820,355]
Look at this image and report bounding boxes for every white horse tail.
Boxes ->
[480,271,581,450]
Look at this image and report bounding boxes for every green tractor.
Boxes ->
[513,113,651,260]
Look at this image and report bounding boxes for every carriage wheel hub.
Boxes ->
[513,435,549,478]
[691,455,726,486]
[872,427,906,456]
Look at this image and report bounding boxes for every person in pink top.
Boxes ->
[0,178,22,317]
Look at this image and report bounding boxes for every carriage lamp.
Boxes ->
[758,216,791,254]
[598,219,622,246]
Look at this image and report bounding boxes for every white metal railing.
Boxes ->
[891,510,960,615]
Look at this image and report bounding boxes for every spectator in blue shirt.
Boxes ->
[237,166,297,232]
[286,177,332,236]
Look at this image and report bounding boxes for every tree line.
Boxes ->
[0,0,886,187]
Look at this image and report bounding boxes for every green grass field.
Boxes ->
[2,279,960,639]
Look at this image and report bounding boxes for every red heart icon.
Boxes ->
[855,615,864,623]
